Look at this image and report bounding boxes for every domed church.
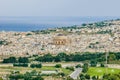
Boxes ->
[53,34,70,45]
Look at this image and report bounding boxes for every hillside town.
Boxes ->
[0,20,120,58]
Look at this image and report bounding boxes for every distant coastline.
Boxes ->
[0,16,119,32]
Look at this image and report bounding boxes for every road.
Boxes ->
[69,68,82,80]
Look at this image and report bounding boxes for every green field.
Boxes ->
[0,66,72,76]
[87,67,120,77]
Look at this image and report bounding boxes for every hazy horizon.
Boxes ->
[0,0,120,17]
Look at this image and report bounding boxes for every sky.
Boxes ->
[0,0,120,17]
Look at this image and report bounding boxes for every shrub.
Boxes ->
[55,64,62,68]
[66,76,74,80]
[75,64,81,68]
[58,72,65,77]
[100,63,105,67]
[85,74,90,79]
[80,74,85,80]
[66,66,74,71]
[92,76,97,80]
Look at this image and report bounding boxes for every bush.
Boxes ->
[92,76,97,80]
[55,64,62,68]
[58,72,65,77]
[66,76,74,80]
[85,74,90,79]
[66,66,74,71]
[100,63,105,67]
[75,64,81,68]
[80,74,85,80]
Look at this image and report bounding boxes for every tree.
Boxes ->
[58,72,65,77]
[56,52,67,61]
[100,63,105,67]
[92,76,97,80]
[3,57,17,63]
[82,63,89,73]
[42,53,53,62]
[36,63,42,68]
[82,23,87,26]
[115,52,120,60]
[108,54,116,63]
[24,72,32,80]
[80,74,85,80]
[90,60,97,67]
[54,56,61,62]
[85,74,90,79]
[18,57,29,63]
[103,73,120,80]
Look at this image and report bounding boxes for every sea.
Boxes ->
[0,16,119,32]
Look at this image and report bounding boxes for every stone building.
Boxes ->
[53,34,70,45]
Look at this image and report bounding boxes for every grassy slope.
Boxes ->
[87,67,120,77]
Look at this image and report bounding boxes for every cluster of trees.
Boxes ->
[35,52,105,62]
[103,73,120,80]
[3,57,29,63]
[96,30,112,34]
[35,52,120,63]
[32,30,52,34]
[26,33,33,36]
[94,22,108,27]
[3,57,29,67]
[0,40,8,45]
[79,73,120,80]
[9,70,44,80]
[2,52,120,64]
[80,74,91,80]
[81,21,109,28]
[30,63,42,68]
[60,25,78,31]
[13,63,28,67]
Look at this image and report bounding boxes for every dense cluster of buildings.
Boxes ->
[0,20,120,58]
